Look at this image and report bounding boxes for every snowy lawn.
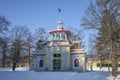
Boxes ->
[0,67,120,80]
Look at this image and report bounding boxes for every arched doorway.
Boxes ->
[39,59,43,67]
[53,53,61,71]
[74,59,79,67]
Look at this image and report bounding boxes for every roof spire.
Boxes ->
[57,8,63,30]
[57,20,63,30]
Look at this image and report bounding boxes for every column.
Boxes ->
[65,34,67,40]
[52,34,54,40]
[54,33,56,40]
[60,33,62,40]
[45,48,48,70]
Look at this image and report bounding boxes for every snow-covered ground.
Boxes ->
[0,67,29,71]
[0,67,120,80]
[87,67,120,72]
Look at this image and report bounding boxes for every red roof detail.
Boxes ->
[49,30,71,36]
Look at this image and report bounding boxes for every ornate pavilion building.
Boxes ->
[30,20,86,72]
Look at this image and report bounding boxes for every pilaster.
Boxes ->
[82,53,86,72]
[68,46,70,70]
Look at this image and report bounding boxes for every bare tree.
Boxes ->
[35,27,47,41]
[25,33,33,67]
[82,0,120,77]
[68,26,82,41]
[0,16,10,67]
[0,38,7,67]
[34,27,47,50]
[0,16,10,35]
[10,26,31,71]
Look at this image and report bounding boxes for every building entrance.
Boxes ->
[53,53,61,71]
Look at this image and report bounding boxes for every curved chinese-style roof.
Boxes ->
[49,29,71,36]
[49,20,71,36]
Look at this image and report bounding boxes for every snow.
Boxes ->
[0,67,120,80]
[0,67,29,71]
[87,67,120,72]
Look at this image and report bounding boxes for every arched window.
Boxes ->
[39,59,43,67]
[74,59,79,67]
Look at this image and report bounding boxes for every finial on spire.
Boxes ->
[58,8,62,20]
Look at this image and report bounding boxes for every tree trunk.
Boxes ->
[2,44,7,67]
[12,59,17,71]
[2,53,6,67]
[111,53,117,77]
[12,50,20,71]
[111,42,117,77]
[100,59,102,70]
[108,54,110,71]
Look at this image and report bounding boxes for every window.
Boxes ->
[54,54,61,57]
[74,59,79,67]
[39,59,43,67]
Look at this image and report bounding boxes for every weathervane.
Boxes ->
[58,8,62,20]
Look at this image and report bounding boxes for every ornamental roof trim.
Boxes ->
[49,30,71,36]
